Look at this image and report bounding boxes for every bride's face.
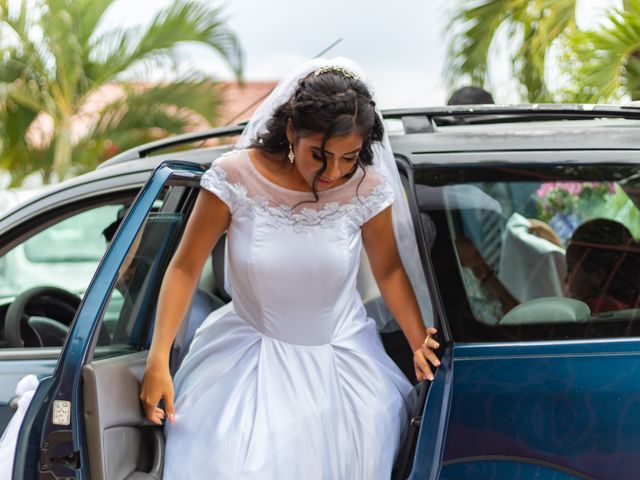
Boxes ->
[291,130,363,191]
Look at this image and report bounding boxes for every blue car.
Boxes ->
[2,106,640,479]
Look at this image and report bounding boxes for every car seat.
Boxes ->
[169,233,229,374]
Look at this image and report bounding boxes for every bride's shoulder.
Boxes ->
[201,149,252,211]
[357,166,391,194]
[208,149,250,179]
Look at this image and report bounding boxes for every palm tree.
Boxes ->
[561,0,640,102]
[0,0,243,186]
[446,0,578,103]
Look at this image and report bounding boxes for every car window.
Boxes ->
[0,202,131,349]
[0,204,128,301]
[94,186,196,359]
[416,164,640,342]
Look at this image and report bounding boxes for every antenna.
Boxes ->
[312,38,342,58]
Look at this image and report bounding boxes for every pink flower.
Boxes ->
[561,182,583,195]
[536,182,557,198]
[537,181,617,200]
[536,182,582,197]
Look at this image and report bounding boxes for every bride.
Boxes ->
[139,57,440,479]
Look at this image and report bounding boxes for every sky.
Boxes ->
[101,0,621,109]
[102,0,454,109]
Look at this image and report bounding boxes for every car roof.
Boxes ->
[383,105,640,163]
[96,104,640,173]
[390,118,640,157]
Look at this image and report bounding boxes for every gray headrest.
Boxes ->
[499,297,591,325]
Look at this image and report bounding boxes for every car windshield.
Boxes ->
[416,163,640,341]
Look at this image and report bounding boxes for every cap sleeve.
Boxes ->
[360,169,395,225]
[200,151,245,213]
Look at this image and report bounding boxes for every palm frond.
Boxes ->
[0,0,242,183]
[563,0,640,102]
[66,0,114,50]
[86,77,223,134]
[87,0,242,85]
[124,76,223,123]
[0,1,51,79]
[446,0,530,87]
[446,0,577,101]
[0,98,49,186]
[39,0,87,107]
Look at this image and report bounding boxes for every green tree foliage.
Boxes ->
[446,0,577,103]
[0,0,243,186]
[560,0,640,102]
[447,0,640,104]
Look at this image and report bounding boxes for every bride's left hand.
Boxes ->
[413,327,440,382]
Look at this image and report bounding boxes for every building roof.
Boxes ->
[217,81,278,125]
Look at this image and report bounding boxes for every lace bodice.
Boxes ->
[199,149,394,345]
[201,149,394,232]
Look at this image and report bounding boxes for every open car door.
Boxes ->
[393,159,455,480]
[13,161,205,480]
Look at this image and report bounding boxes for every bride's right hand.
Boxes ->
[140,360,175,425]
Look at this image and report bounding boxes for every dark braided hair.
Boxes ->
[251,69,384,200]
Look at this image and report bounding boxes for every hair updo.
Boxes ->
[251,69,384,198]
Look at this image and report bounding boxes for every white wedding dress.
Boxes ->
[163,149,416,479]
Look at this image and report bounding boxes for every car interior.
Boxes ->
[415,164,640,343]
[0,200,136,349]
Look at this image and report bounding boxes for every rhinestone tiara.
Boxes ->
[313,65,359,80]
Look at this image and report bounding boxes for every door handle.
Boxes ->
[147,427,164,478]
[125,427,164,480]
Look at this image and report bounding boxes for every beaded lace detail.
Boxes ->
[200,159,394,232]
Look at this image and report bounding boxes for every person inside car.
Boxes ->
[565,218,640,315]
[447,85,495,105]
[458,216,640,320]
[455,216,564,318]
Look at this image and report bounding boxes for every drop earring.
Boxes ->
[288,144,295,164]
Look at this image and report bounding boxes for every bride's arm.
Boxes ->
[362,207,440,381]
[140,189,230,424]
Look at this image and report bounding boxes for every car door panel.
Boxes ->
[82,351,162,480]
[408,345,454,480]
[440,459,590,480]
[440,341,640,480]
[410,160,640,480]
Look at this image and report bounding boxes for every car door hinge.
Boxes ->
[410,415,422,428]
[39,430,80,479]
